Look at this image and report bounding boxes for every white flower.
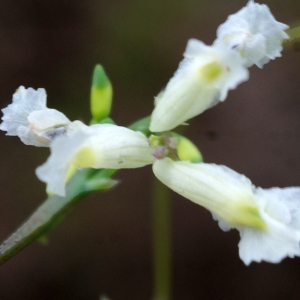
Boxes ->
[36,123,155,196]
[153,158,300,265]
[0,86,71,146]
[149,40,248,132]
[216,0,289,68]
[238,187,300,265]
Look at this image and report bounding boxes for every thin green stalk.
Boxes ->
[152,176,172,300]
[0,168,117,265]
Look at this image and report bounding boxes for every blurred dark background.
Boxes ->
[0,0,300,299]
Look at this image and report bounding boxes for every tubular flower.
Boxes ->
[0,86,71,146]
[153,158,300,265]
[149,40,248,132]
[36,123,155,196]
[216,0,289,68]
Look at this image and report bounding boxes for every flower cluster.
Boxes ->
[1,1,297,265]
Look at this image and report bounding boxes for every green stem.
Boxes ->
[0,168,117,266]
[152,176,172,300]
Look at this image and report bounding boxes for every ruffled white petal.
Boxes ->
[153,158,300,265]
[0,86,71,146]
[17,125,48,147]
[238,187,300,265]
[20,109,71,146]
[0,86,47,135]
[149,40,248,132]
[36,123,90,196]
[216,0,289,68]
[27,109,70,132]
[36,124,155,196]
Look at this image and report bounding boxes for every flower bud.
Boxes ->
[90,65,113,123]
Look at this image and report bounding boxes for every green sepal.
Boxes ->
[172,133,203,163]
[90,117,115,125]
[83,177,119,192]
[129,116,151,136]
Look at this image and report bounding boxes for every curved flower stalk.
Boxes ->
[36,123,155,196]
[216,0,289,68]
[149,40,248,132]
[153,158,300,265]
[0,86,71,146]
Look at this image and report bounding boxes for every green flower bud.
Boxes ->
[90,65,113,122]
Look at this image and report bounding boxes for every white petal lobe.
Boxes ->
[0,86,71,146]
[0,86,47,135]
[216,0,289,68]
